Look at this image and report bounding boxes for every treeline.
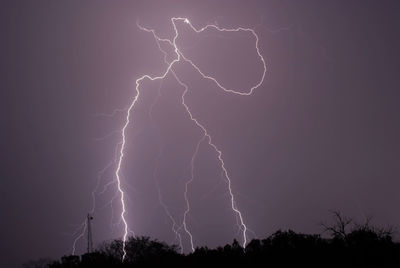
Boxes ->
[25,213,400,267]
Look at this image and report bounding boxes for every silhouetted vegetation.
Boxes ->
[26,212,400,267]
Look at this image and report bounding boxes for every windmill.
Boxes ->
[87,213,93,253]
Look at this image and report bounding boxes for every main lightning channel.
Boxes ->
[114,17,266,260]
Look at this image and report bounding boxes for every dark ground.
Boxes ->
[25,213,400,268]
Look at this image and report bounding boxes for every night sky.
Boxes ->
[1,1,400,267]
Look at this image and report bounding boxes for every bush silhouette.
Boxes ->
[39,212,399,267]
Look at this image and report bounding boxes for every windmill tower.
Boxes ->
[87,213,94,253]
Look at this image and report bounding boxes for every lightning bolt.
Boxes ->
[71,161,114,255]
[109,17,265,260]
[183,134,207,252]
[71,221,87,255]
[149,80,185,253]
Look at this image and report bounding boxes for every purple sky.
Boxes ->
[1,0,400,267]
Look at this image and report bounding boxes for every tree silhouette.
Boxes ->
[40,212,400,267]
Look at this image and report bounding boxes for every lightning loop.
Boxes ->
[73,17,266,261]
